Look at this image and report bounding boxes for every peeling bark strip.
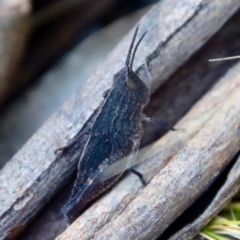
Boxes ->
[55,60,240,240]
[0,0,240,239]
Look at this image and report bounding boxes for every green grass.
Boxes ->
[200,201,240,240]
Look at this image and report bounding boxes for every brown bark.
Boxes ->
[0,0,30,107]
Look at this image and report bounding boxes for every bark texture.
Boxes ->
[1,0,240,239]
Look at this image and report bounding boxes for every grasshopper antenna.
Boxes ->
[125,25,140,67]
[209,55,240,62]
[129,30,147,69]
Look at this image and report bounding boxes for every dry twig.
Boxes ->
[1,0,240,239]
[56,56,240,240]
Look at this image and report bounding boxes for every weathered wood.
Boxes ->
[169,154,240,240]
[56,59,240,240]
[0,0,240,239]
[18,9,240,240]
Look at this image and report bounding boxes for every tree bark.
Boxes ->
[56,60,240,240]
[1,0,240,239]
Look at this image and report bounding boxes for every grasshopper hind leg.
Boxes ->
[143,117,176,131]
[128,167,147,186]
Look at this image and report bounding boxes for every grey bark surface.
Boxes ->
[1,0,240,239]
[169,154,240,240]
[56,60,240,240]
[18,10,240,239]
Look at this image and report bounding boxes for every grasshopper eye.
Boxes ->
[126,75,138,90]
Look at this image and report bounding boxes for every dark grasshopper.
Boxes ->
[61,26,174,221]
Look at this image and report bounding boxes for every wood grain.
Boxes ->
[0,0,240,239]
[18,10,240,239]
[56,56,240,240]
[170,154,240,239]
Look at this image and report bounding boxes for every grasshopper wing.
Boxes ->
[62,134,138,220]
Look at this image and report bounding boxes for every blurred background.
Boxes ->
[0,0,158,168]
